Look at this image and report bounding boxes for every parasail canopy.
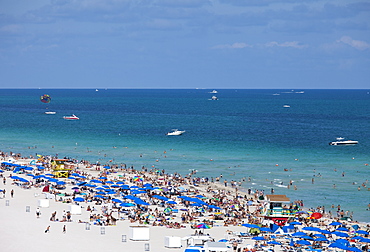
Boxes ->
[40,94,51,103]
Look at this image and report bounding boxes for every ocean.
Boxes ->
[0,89,369,222]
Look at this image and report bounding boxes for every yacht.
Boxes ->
[210,96,218,100]
[45,111,56,114]
[63,114,79,120]
[209,90,218,94]
[283,105,290,108]
[166,129,185,136]
[329,137,358,145]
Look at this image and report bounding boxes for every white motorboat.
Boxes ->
[209,90,218,94]
[329,137,358,145]
[166,129,185,136]
[283,105,290,108]
[210,96,218,100]
[45,111,56,114]
[63,114,79,120]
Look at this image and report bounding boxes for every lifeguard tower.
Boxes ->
[261,194,296,226]
[51,159,74,178]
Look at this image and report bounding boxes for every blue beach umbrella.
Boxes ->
[292,232,306,237]
[355,230,369,235]
[302,227,322,232]
[336,227,349,232]
[332,231,349,237]
[242,223,260,229]
[74,197,85,202]
[296,240,311,246]
[260,227,273,232]
[268,241,281,245]
[290,221,302,225]
[112,199,122,203]
[329,221,342,226]
[252,236,265,240]
[120,202,135,207]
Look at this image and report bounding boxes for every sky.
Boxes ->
[0,0,369,89]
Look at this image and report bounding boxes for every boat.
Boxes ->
[329,137,358,145]
[166,129,185,136]
[283,105,290,108]
[209,90,218,94]
[210,96,218,100]
[45,111,56,114]
[63,114,79,120]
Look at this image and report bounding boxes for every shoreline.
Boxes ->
[0,151,369,252]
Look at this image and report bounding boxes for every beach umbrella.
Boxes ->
[167,201,177,204]
[314,237,329,242]
[310,212,323,219]
[94,195,106,199]
[133,176,143,182]
[301,235,314,240]
[164,207,172,213]
[351,236,364,240]
[112,199,122,203]
[313,234,326,238]
[116,181,125,184]
[302,227,322,232]
[196,223,211,229]
[329,221,342,226]
[242,223,260,229]
[72,187,79,190]
[56,181,66,185]
[290,221,302,225]
[296,240,311,246]
[99,176,107,180]
[208,205,221,210]
[360,238,370,243]
[260,227,273,232]
[267,241,281,245]
[356,230,369,235]
[74,197,85,202]
[252,236,265,241]
[218,239,228,242]
[105,181,114,184]
[318,229,331,234]
[90,179,102,183]
[332,231,349,237]
[120,202,135,207]
[336,227,349,232]
[292,232,306,237]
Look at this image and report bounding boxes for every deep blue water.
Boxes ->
[0,89,369,222]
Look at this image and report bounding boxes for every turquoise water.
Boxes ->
[0,89,369,222]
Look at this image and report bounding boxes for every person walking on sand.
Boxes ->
[10,189,14,198]
[63,225,66,234]
[45,226,50,233]
[36,207,41,218]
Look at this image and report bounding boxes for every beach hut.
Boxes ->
[261,194,295,226]
[51,159,75,178]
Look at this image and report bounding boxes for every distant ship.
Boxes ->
[329,137,358,145]
[166,129,185,136]
[209,90,218,94]
[63,114,79,120]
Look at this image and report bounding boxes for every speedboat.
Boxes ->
[166,129,185,136]
[210,96,218,100]
[283,105,290,108]
[63,114,79,120]
[45,111,56,114]
[329,137,358,145]
[209,90,218,94]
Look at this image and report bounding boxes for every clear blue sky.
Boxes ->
[1,0,369,89]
